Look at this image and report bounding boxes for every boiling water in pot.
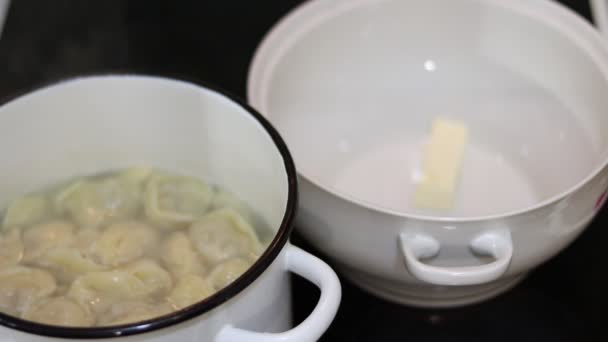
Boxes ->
[0,167,271,327]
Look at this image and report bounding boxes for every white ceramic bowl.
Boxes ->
[248,0,608,307]
[0,75,341,341]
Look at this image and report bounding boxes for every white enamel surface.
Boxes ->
[248,0,608,304]
[215,245,341,342]
[0,76,341,340]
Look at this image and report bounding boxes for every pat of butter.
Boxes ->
[414,118,468,209]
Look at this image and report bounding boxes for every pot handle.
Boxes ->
[399,230,513,286]
[214,244,341,342]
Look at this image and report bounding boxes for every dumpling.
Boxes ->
[207,257,253,291]
[22,296,94,327]
[35,248,106,283]
[0,266,57,316]
[143,173,213,228]
[67,270,149,314]
[0,229,23,268]
[160,232,206,278]
[2,195,50,230]
[116,167,152,188]
[68,260,171,315]
[167,274,215,310]
[122,259,172,297]
[22,221,75,262]
[189,208,263,264]
[54,177,140,228]
[210,189,254,222]
[72,227,101,255]
[90,222,159,267]
[53,181,102,227]
[98,301,173,326]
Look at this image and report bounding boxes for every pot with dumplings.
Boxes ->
[248,0,608,307]
[0,75,341,341]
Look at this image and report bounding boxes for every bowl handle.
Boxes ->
[214,244,341,342]
[399,230,513,286]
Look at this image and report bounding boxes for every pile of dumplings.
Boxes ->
[0,167,267,327]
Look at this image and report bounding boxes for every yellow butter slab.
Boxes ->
[414,118,468,209]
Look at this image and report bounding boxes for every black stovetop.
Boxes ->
[0,1,605,340]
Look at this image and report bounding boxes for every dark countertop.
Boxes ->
[0,1,605,340]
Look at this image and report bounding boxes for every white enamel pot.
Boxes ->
[0,75,341,341]
[248,0,608,307]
